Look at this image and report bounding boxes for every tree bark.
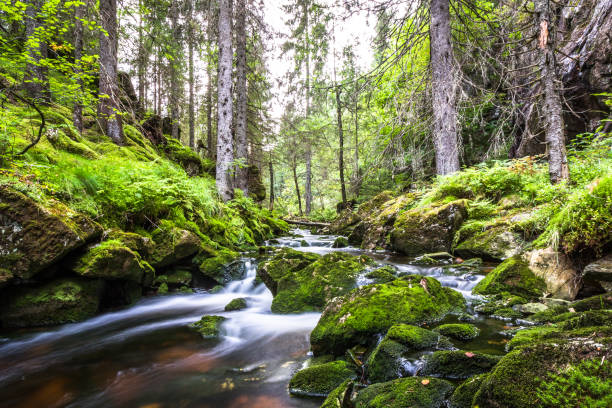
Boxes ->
[535,0,570,184]
[336,87,347,204]
[430,0,459,175]
[169,0,180,140]
[353,95,360,197]
[137,0,145,109]
[72,1,84,133]
[234,0,249,194]
[292,158,303,216]
[188,2,195,150]
[269,152,274,210]
[98,0,124,144]
[24,0,50,104]
[303,0,312,215]
[206,8,215,158]
[216,0,234,201]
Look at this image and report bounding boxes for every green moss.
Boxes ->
[527,304,569,323]
[454,226,523,261]
[421,350,501,379]
[150,221,202,268]
[224,297,247,311]
[190,315,227,339]
[365,266,397,283]
[472,256,546,299]
[354,377,454,408]
[332,236,349,248]
[157,282,169,294]
[387,324,450,350]
[320,379,354,408]
[73,239,155,285]
[0,278,104,327]
[289,360,356,397]
[434,323,480,341]
[105,229,153,257]
[572,293,612,312]
[197,248,240,284]
[449,374,486,408]
[48,130,99,159]
[559,310,612,330]
[310,276,466,356]
[491,307,523,319]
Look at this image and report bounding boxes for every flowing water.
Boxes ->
[0,229,513,407]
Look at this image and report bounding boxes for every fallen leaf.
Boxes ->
[421,379,430,385]
[465,352,475,358]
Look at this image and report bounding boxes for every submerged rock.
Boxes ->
[354,377,454,408]
[259,249,370,314]
[73,240,155,285]
[0,187,102,282]
[289,360,356,397]
[420,350,501,379]
[190,315,227,339]
[434,323,480,341]
[310,275,466,356]
[472,256,546,300]
[390,200,467,256]
[224,297,247,311]
[0,277,104,327]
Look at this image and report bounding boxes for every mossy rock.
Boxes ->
[73,240,155,285]
[320,379,354,408]
[150,221,202,268]
[421,350,502,379]
[367,325,453,383]
[332,236,349,248]
[449,374,486,408]
[161,136,206,176]
[472,256,546,300]
[105,229,153,258]
[310,275,466,356]
[526,304,569,323]
[328,209,361,235]
[354,377,454,408]
[289,360,357,397]
[190,315,227,339]
[224,297,247,311]
[0,278,104,327]
[390,200,467,256]
[154,268,193,288]
[473,340,611,408]
[434,323,480,341]
[572,293,612,312]
[260,249,370,314]
[0,186,102,280]
[365,266,397,284]
[454,226,524,261]
[196,248,241,284]
[47,129,99,159]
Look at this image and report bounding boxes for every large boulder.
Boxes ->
[310,276,466,356]
[150,222,201,268]
[582,253,612,292]
[390,200,467,256]
[259,249,371,313]
[0,187,102,282]
[524,247,581,300]
[354,377,454,408]
[0,277,104,327]
[472,256,546,300]
[72,240,155,285]
[420,350,502,379]
[256,248,319,295]
[197,249,242,284]
[454,226,524,261]
[289,360,357,397]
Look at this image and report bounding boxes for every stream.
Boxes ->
[0,229,513,408]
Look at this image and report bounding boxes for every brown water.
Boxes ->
[0,229,514,407]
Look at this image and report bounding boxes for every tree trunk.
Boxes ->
[98,0,124,144]
[169,0,180,140]
[216,0,234,201]
[234,0,249,194]
[430,0,459,175]
[353,96,360,197]
[72,1,84,133]
[336,87,347,204]
[137,0,145,109]
[292,159,303,216]
[206,9,215,158]
[536,0,570,184]
[188,4,195,150]
[24,0,50,104]
[303,1,312,215]
[269,153,274,210]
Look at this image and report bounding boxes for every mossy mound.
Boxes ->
[310,276,466,356]
[449,374,486,408]
[224,297,247,311]
[289,360,357,397]
[0,186,102,281]
[354,377,454,408]
[421,350,502,379]
[196,248,241,284]
[105,229,153,257]
[387,324,453,350]
[434,323,480,341]
[572,293,612,312]
[390,200,467,256]
[189,315,227,339]
[474,340,611,408]
[472,256,546,299]
[73,240,155,285]
[0,278,104,327]
[364,266,397,283]
[332,236,349,248]
[150,222,202,268]
[454,226,524,261]
[320,379,354,408]
[161,136,209,177]
[260,250,371,314]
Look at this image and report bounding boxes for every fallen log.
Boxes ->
[283,219,330,228]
